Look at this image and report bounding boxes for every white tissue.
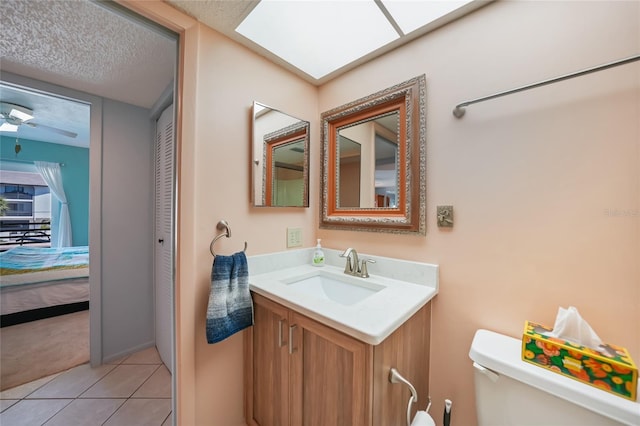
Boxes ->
[411,411,436,426]
[547,306,603,348]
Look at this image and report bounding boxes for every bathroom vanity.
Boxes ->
[245,248,438,426]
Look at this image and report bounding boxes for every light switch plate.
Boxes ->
[287,227,302,247]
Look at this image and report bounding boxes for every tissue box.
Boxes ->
[522,321,637,401]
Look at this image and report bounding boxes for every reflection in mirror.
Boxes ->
[337,111,399,208]
[321,75,426,234]
[252,102,310,207]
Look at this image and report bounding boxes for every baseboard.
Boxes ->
[1,302,90,328]
[102,340,156,364]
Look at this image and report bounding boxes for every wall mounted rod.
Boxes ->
[0,158,66,166]
[453,54,640,118]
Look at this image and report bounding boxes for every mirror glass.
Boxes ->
[252,102,310,207]
[321,75,426,234]
[337,111,399,208]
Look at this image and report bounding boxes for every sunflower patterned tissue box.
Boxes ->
[522,321,637,401]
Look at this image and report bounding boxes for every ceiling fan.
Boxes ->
[0,102,78,138]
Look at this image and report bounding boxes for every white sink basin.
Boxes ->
[282,270,385,306]
[248,253,439,344]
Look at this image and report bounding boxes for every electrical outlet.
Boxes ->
[287,227,302,247]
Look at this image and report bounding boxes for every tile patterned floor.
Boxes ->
[0,346,172,426]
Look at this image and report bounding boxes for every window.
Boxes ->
[0,167,52,247]
[0,170,51,222]
[0,184,35,217]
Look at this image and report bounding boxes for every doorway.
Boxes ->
[0,0,179,416]
[0,78,94,391]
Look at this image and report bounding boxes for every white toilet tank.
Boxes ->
[469,329,640,426]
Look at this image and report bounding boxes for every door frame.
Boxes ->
[114,2,189,424]
[0,71,103,365]
[2,3,182,422]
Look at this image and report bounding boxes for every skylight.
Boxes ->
[381,0,475,35]
[236,0,476,80]
[237,0,398,80]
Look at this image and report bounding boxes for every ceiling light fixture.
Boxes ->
[0,102,34,123]
[9,105,34,122]
[0,122,19,132]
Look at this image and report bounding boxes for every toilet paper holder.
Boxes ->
[389,367,418,403]
[390,367,431,426]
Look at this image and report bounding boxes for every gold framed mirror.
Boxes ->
[320,75,426,234]
[252,102,310,207]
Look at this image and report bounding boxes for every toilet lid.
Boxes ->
[469,329,640,426]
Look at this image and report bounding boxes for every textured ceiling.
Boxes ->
[0,83,90,148]
[0,0,176,149]
[0,0,176,109]
[0,0,486,149]
[167,0,258,34]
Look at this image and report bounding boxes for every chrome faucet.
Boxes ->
[339,248,359,275]
[339,248,376,278]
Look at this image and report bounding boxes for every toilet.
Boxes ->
[469,329,640,426]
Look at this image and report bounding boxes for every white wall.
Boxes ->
[101,98,155,360]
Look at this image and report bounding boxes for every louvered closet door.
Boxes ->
[155,104,174,373]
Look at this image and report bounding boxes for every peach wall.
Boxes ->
[318,1,639,425]
[122,2,318,424]
[188,25,318,425]
[124,1,638,425]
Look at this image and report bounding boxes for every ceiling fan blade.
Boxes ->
[25,122,78,138]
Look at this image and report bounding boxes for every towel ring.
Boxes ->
[210,220,248,257]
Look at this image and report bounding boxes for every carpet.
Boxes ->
[0,310,89,390]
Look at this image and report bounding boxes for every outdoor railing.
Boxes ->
[0,221,51,249]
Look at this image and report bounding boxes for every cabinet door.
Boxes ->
[247,294,290,426]
[289,311,373,426]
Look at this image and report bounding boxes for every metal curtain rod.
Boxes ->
[0,158,66,166]
[453,54,640,118]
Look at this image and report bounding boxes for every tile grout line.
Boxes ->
[98,362,169,426]
[97,398,128,426]
[40,398,81,426]
[1,355,171,425]
[128,364,163,398]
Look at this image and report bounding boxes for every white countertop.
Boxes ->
[248,248,438,345]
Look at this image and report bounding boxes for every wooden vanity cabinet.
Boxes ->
[249,293,290,425]
[289,309,371,426]
[245,292,431,426]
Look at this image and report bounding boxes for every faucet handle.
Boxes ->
[360,259,376,278]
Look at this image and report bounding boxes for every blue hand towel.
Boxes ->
[206,251,253,344]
